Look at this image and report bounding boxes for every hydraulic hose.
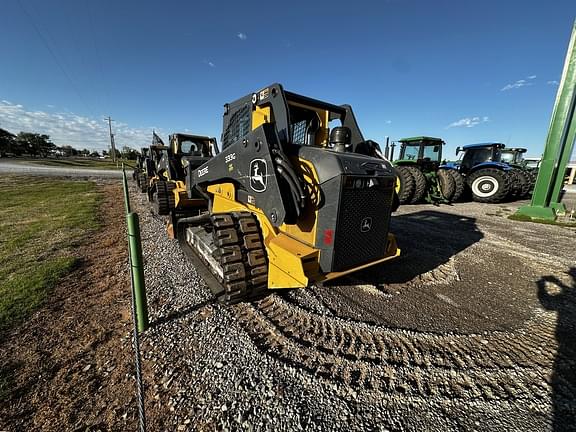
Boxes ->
[273,155,306,208]
[276,165,302,217]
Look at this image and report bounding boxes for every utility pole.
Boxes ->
[106,116,116,162]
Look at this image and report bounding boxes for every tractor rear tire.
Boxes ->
[527,169,538,192]
[437,169,456,201]
[395,166,415,205]
[407,166,427,204]
[514,169,531,198]
[468,168,510,203]
[448,169,465,201]
[507,168,523,199]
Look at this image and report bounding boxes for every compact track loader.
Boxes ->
[138,143,167,194]
[151,133,218,216]
[174,83,400,304]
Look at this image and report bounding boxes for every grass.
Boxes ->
[0,176,101,332]
[508,213,576,227]
[20,158,133,170]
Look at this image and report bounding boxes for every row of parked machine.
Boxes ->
[133,83,403,304]
[131,83,539,304]
[392,138,538,205]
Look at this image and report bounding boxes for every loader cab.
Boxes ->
[221,84,371,156]
[397,137,444,171]
[163,133,218,181]
[170,133,218,158]
[145,144,167,176]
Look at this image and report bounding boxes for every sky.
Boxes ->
[0,0,575,158]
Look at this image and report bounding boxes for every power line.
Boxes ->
[17,0,96,116]
[85,0,110,114]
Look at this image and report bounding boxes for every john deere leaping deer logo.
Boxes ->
[361,217,372,233]
[250,159,267,192]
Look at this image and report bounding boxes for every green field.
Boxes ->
[20,158,132,170]
[0,177,101,332]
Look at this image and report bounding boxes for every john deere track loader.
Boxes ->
[133,147,148,184]
[150,133,218,217]
[175,83,400,304]
[138,143,167,194]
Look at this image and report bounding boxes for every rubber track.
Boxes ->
[232,295,558,401]
[212,212,269,305]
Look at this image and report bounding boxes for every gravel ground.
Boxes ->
[133,184,576,432]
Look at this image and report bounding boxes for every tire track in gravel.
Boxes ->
[231,293,558,402]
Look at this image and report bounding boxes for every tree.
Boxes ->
[15,133,56,157]
[0,128,16,157]
[90,150,100,158]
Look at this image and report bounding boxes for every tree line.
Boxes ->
[0,128,139,159]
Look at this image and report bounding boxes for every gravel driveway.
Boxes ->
[133,184,576,431]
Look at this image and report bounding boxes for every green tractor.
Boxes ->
[393,136,464,204]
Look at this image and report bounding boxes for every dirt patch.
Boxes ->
[0,183,139,431]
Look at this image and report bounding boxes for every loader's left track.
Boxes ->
[153,181,176,215]
[178,212,269,305]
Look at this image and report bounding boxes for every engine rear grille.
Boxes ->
[332,178,394,272]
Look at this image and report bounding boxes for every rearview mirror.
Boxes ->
[455,146,462,155]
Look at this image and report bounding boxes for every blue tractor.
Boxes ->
[450,143,515,203]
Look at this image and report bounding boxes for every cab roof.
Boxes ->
[462,142,505,150]
[399,136,444,144]
[502,147,527,153]
[170,133,213,141]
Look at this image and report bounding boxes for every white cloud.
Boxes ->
[208,61,215,68]
[0,100,162,151]
[501,75,536,91]
[446,116,489,129]
[237,32,247,41]
[385,120,392,124]
[547,80,559,85]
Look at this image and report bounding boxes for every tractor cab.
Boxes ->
[455,143,507,174]
[397,136,444,172]
[501,147,527,166]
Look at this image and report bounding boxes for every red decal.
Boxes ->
[323,229,334,245]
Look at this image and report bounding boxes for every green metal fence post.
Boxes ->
[122,163,131,214]
[516,21,576,221]
[127,212,149,332]
[122,166,149,332]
